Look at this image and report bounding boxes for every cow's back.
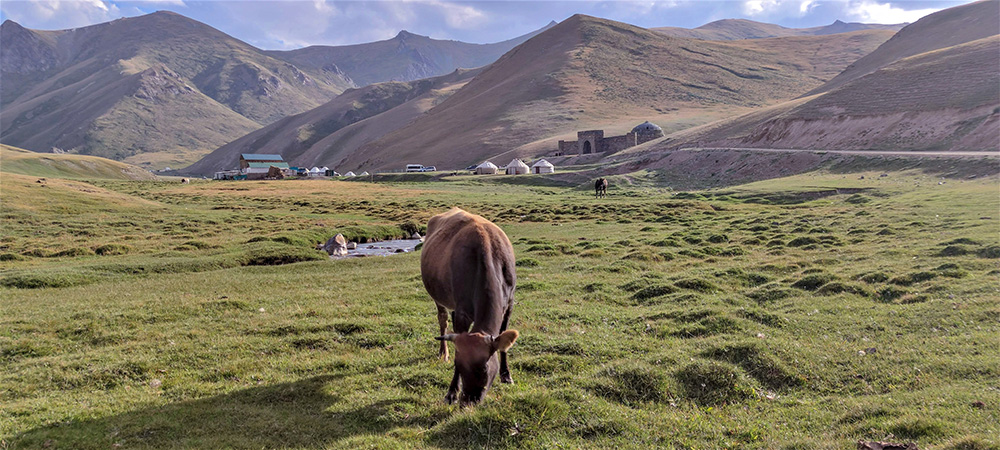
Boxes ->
[421,208,515,332]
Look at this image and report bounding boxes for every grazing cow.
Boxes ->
[595,177,608,198]
[421,207,519,406]
[181,178,190,184]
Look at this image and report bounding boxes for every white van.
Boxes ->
[406,164,424,172]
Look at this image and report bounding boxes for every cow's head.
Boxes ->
[436,330,519,405]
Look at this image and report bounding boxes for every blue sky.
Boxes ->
[0,0,978,49]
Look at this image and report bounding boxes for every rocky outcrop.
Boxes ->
[322,233,349,256]
[0,20,58,75]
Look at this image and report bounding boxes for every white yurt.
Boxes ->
[360,171,370,176]
[308,167,322,177]
[505,158,530,175]
[344,171,357,177]
[532,159,555,174]
[475,161,498,175]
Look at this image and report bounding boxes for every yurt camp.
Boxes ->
[505,159,529,175]
[475,161,499,175]
[532,159,555,174]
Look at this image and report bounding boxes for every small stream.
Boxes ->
[345,239,421,257]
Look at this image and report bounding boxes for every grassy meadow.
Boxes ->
[1,168,998,449]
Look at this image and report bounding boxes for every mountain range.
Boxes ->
[182,15,897,174]
[267,23,556,87]
[0,13,548,169]
[2,1,996,177]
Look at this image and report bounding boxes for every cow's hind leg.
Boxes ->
[436,305,449,362]
[498,307,514,384]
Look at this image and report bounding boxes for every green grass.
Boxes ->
[1,170,998,449]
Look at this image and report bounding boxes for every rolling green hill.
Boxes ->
[0,144,157,180]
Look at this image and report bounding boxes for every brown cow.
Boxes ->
[421,207,519,406]
[595,178,608,198]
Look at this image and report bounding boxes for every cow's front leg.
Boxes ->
[499,307,514,384]
[445,367,460,404]
[436,305,449,361]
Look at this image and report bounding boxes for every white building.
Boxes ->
[475,161,499,175]
[532,159,555,174]
[505,158,530,175]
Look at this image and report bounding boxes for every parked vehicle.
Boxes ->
[406,164,424,172]
[421,166,437,172]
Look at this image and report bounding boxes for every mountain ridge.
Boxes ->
[653,18,905,40]
[266,21,557,87]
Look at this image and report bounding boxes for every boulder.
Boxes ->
[322,234,349,256]
[346,242,357,250]
[411,232,422,240]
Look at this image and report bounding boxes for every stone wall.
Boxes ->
[602,132,637,153]
[636,130,664,145]
[557,140,577,154]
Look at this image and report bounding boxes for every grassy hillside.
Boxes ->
[1,168,998,449]
[663,36,1000,152]
[0,12,352,169]
[0,145,157,180]
[333,15,892,172]
[807,0,999,95]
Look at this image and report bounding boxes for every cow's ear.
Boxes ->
[492,330,519,352]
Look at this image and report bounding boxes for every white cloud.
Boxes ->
[799,0,817,15]
[431,1,486,29]
[1,0,123,29]
[846,1,942,24]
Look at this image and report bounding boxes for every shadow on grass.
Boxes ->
[11,374,448,449]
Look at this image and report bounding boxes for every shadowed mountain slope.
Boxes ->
[806,0,999,95]
[654,18,904,40]
[663,35,1000,152]
[268,23,556,87]
[0,12,353,168]
[183,69,481,175]
[323,15,894,171]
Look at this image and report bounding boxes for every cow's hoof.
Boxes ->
[444,392,458,404]
[500,374,514,384]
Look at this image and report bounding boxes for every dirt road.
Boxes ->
[685,147,999,158]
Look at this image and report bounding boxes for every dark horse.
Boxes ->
[595,178,608,198]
